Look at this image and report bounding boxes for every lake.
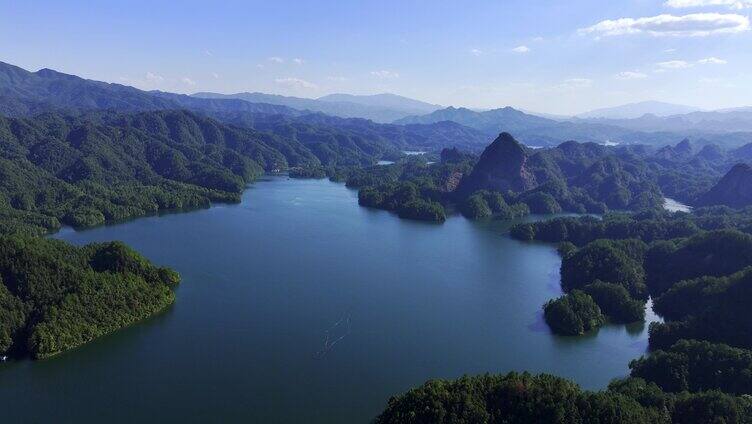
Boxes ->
[0,177,656,423]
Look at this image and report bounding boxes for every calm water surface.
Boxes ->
[0,177,655,423]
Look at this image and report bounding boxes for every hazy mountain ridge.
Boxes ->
[396,104,752,148]
[191,91,441,123]
[0,61,300,118]
[577,101,702,119]
[0,61,489,153]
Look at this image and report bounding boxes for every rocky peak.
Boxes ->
[458,132,537,194]
[698,163,752,208]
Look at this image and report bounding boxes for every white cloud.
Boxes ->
[697,56,728,64]
[292,58,304,65]
[579,13,750,37]
[274,77,318,90]
[470,48,483,56]
[370,70,400,79]
[145,72,164,83]
[204,50,213,57]
[666,0,752,9]
[211,72,220,79]
[268,56,285,63]
[327,76,347,82]
[657,60,693,69]
[532,36,544,42]
[664,48,678,53]
[511,45,531,53]
[615,71,648,80]
[181,77,196,86]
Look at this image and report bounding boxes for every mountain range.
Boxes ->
[576,101,702,119]
[0,61,488,153]
[191,91,440,123]
[396,105,752,148]
[3,60,752,152]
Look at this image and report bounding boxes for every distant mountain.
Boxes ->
[216,111,491,153]
[0,61,297,117]
[191,91,440,123]
[317,93,440,115]
[575,110,752,134]
[395,106,554,136]
[577,101,701,119]
[717,106,752,113]
[395,106,668,147]
[698,163,752,208]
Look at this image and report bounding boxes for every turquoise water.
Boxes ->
[0,177,654,423]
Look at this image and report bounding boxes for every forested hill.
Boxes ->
[0,236,179,359]
[0,61,298,117]
[215,111,490,153]
[0,109,414,235]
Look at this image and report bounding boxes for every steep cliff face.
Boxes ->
[698,163,752,208]
[458,132,537,194]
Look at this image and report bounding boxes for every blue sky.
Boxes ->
[1,0,751,114]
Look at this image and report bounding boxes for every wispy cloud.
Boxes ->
[657,60,693,69]
[666,0,752,9]
[327,76,347,82]
[469,48,483,56]
[370,70,400,79]
[579,13,750,37]
[181,77,196,86]
[211,72,220,79]
[292,58,304,65]
[511,45,531,53]
[268,56,285,63]
[697,56,728,64]
[654,57,727,72]
[275,77,318,90]
[615,71,648,80]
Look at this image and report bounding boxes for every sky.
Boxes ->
[1,0,751,115]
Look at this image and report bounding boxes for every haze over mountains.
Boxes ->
[2,60,752,151]
[191,91,440,123]
[575,101,702,120]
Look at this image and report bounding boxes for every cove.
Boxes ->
[0,177,656,423]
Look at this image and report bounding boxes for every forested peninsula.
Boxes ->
[0,237,178,358]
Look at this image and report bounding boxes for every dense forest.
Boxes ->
[376,372,752,423]
[348,132,752,223]
[0,236,178,358]
[0,109,475,235]
[380,203,752,421]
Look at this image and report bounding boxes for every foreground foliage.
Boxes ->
[375,372,752,424]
